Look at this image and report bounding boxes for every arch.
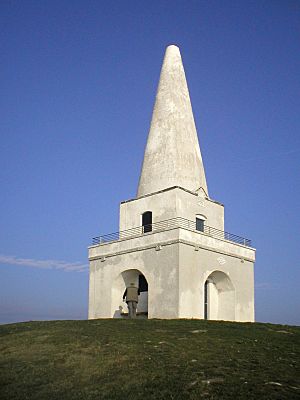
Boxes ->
[204,270,235,321]
[111,269,148,318]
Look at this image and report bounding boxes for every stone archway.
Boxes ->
[111,269,148,318]
[204,271,235,321]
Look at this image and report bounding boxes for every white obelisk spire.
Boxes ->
[137,45,208,197]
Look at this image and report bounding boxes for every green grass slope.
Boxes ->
[0,319,299,399]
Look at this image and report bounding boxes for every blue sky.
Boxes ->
[1,0,299,325]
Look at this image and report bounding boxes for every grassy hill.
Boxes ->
[0,319,299,399]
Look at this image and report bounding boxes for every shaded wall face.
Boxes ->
[207,281,219,319]
[138,292,148,313]
[176,190,224,231]
[178,243,254,321]
[218,289,235,320]
[206,271,235,321]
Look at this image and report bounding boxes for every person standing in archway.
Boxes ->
[123,283,140,318]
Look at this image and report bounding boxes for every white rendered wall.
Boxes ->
[120,187,224,232]
[89,226,255,321]
[178,240,254,322]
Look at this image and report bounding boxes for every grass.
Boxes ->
[0,319,299,399]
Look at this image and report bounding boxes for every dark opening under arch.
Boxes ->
[139,274,148,292]
[204,280,208,319]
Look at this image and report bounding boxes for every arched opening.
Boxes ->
[111,269,148,318]
[142,211,152,233]
[204,271,235,321]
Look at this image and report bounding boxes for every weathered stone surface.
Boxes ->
[137,45,208,197]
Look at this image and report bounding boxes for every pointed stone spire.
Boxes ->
[137,45,208,198]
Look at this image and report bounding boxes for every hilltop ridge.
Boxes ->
[0,319,299,399]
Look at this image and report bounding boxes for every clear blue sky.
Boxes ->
[1,0,299,325]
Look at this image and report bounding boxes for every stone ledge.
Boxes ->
[89,237,255,263]
[120,185,224,206]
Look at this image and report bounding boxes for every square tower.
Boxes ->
[88,45,255,321]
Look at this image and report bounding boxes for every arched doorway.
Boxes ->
[204,271,235,321]
[111,269,148,318]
